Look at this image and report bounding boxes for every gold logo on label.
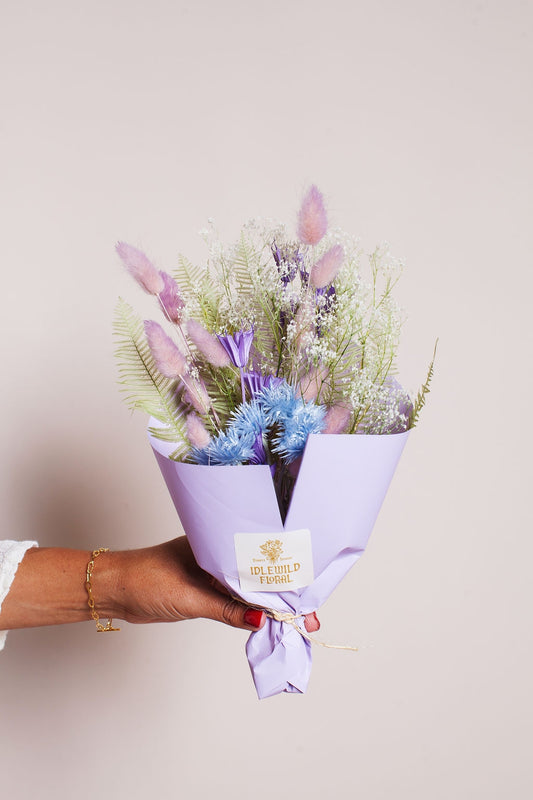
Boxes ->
[259,539,283,564]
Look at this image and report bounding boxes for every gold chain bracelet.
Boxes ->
[85,548,120,632]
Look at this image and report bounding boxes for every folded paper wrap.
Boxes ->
[149,422,408,698]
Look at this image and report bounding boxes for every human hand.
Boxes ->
[110,536,320,633]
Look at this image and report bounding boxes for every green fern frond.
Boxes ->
[232,233,256,295]
[147,424,183,443]
[409,339,438,429]
[173,255,204,293]
[147,426,190,461]
[169,445,187,462]
[195,278,222,330]
[114,298,188,450]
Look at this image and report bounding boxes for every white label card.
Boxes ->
[234,529,314,593]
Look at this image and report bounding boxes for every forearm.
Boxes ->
[0,547,120,629]
[0,538,272,633]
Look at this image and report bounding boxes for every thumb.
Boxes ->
[209,596,266,631]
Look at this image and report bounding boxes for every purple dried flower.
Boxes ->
[243,371,284,398]
[216,329,255,369]
[271,241,303,285]
[250,433,268,465]
[316,284,336,310]
[271,242,282,267]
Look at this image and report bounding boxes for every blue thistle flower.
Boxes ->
[229,400,269,438]
[272,399,326,462]
[189,446,212,465]
[190,428,256,466]
[256,381,299,425]
[228,401,271,465]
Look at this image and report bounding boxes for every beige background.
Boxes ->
[1,1,532,798]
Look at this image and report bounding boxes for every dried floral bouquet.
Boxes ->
[114,185,433,520]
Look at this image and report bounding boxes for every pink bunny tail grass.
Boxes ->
[323,403,352,434]
[185,413,211,449]
[144,320,187,378]
[299,365,329,401]
[187,319,231,367]
[182,378,211,415]
[297,185,328,246]
[159,271,185,324]
[116,242,164,295]
[310,244,344,289]
[294,300,314,353]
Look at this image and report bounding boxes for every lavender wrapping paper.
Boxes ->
[148,422,408,699]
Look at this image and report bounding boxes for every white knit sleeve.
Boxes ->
[0,540,39,651]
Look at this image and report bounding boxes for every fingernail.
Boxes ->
[244,609,265,629]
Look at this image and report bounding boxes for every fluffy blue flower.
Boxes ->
[272,400,326,462]
[190,428,256,466]
[227,401,270,465]
[188,446,211,465]
[229,400,269,438]
[256,381,299,424]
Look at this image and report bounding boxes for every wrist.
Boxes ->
[87,549,127,622]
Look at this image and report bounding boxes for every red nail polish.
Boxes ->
[244,609,264,629]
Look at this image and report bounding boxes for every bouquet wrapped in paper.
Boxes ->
[115,186,434,698]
